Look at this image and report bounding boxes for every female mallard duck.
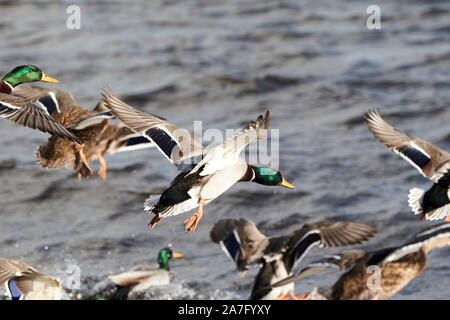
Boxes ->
[0,259,62,300]
[80,119,156,179]
[106,248,182,299]
[272,223,450,300]
[101,89,295,232]
[366,110,450,222]
[13,86,154,180]
[0,65,80,142]
[210,218,377,300]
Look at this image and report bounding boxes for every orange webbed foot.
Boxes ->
[148,216,161,229]
[77,164,94,180]
[444,216,450,223]
[76,148,93,180]
[183,198,204,232]
[274,294,289,300]
[184,212,203,232]
[289,291,311,300]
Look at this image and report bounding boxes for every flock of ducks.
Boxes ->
[0,65,448,300]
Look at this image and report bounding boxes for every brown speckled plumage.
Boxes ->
[15,86,140,179]
[331,249,427,300]
[282,223,450,300]
[23,88,110,178]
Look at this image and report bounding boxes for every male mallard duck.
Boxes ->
[210,218,377,300]
[101,89,295,232]
[0,65,80,143]
[0,259,62,300]
[365,110,450,222]
[13,86,154,180]
[272,223,450,300]
[106,248,182,299]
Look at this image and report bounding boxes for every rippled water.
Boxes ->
[0,0,449,300]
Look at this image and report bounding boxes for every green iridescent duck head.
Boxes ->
[250,166,295,189]
[158,247,183,271]
[2,65,58,88]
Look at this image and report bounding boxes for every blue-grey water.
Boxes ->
[0,0,449,299]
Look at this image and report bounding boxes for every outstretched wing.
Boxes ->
[0,94,81,143]
[101,88,203,169]
[10,272,61,300]
[66,110,115,130]
[0,259,37,285]
[12,85,78,115]
[106,126,155,154]
[271,249,366,288]
[382,223,450,264]
[271,265,328,289]
[284,221,377,271]
[365,109,450,182]
[0,259,61,300]
[190,111,270,176]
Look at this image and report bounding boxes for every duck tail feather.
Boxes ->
[144,195,159,212]
[408,188,424,215]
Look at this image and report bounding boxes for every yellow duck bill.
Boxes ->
[40,72,59,83]
[172,252,183,258]
[280,177,295,189]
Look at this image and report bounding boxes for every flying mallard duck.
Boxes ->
[105,248,182,299]
[0,259,62,300]
[13,86,155,180]
[0,65,80,143]
[365,110,450,222]
[210,218,377,300]
[272,223,450,300]
[101,89,295,232]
